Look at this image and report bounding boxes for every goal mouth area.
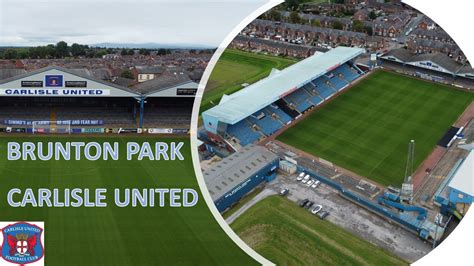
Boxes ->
[32,120,72,134]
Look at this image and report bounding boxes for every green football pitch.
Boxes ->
[278,70,474,186]
[0,136,256,265]
[201,49,296,113]
[232,195,407,265]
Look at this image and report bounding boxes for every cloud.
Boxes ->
[0,0,268,47]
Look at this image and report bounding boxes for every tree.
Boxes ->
[85,50,97,58]
[70,43,86,57]
[120,69,134,79]
[267,9,282,21]
[157,48,167,55]
[312,19,321,27]
[365,26,373,36]
[28,47,39,58]
[289,11,301,24]
[332,20,343,30]
[369,10,377,20]
[17,49,29,59]
[344,8,355,16]
[121,49,129,56]
[95,50,107,58]
[55,41,69,58]
[285,0,300,11]
[353,20,365,32]
[45,45,57,58]
[3,49,18,59]
[128,49,135,55]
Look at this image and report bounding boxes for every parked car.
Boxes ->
[305,201,314,209]
[318,211,329,219]
[306,179,314,187]
[302,174,310,183]
[312,180,320,189]
[311,205,323,214]
[280,188,289,196]
[299,199,309,207]
[296,172,305,181]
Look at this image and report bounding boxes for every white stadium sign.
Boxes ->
[0,88,110,96]
[0,68,138,97]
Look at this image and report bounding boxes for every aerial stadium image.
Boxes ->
[0,0,280,265]
[197,0,474,264]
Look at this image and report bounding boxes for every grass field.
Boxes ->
[278,70,474,186]
[0,136,256,265]
[222,185,264,219]
[201,49,296,113]
[231,195,407,265]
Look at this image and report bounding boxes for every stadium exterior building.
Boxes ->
[379,49,474,87]
[447,151,473,204]
[0,66,198,134]
[202,145,279,213]
[434,149,474,216]
[202,47,365,151]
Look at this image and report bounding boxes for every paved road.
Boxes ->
[225,188,277,224]
[398,14,424,43]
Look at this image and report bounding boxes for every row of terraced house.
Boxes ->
[242,19,386,52]
[230,35,322,58]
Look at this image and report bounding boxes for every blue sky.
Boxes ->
[0,0,269,47]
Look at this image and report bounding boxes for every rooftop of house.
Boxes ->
[131,72,193,95]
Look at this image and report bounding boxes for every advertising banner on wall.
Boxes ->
[81,128,105,134]
[148,128,174,134]
[2,120,104,126]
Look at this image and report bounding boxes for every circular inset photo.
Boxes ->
[196,1,474,264]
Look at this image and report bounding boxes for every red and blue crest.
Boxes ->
[45,75,63,87]
[1,222,44,265]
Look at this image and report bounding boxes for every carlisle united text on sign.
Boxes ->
[0,74,111,96]
[0,88,110,96]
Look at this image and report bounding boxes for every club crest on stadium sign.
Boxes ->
[1,222,44,265]
[45,75,63,87]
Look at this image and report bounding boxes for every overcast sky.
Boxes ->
[0,0,269,47]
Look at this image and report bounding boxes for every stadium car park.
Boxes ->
[277,170,431,261]
[199,47,474,262]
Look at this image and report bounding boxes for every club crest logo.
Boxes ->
[1,222,44,265]
[45,75,63,87]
